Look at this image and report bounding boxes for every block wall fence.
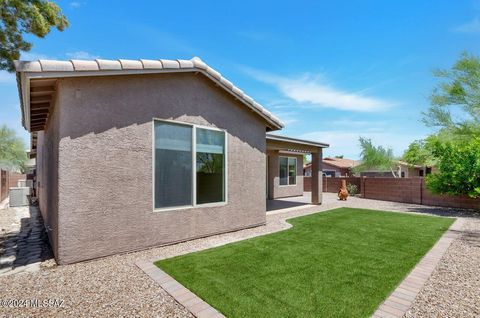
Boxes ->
[304,176,479,210]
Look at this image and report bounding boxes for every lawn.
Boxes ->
[155,208,453,318]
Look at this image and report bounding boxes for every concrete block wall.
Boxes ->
[304,176,479,210]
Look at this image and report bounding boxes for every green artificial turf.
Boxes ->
[155,208,453,318]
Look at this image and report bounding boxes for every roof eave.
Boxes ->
[15,58,285,132]
[266,133,329,148]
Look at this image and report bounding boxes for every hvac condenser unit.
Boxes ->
[9,187,31,207]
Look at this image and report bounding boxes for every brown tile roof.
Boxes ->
[323,157,360,168]
[304,157,359,169]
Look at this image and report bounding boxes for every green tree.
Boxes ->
[353,137,398,177]
[303,154,311,164]
[422,51,480,140]
[426,137,480,198]
[0,125,28,171]
[402,138,437,167]
[0,0,68,72]
[409,51,480,198]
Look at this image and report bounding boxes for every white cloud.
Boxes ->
[66,51,99,60]
[273,111,299,125]
[242,68,395,112]
[0,71,15,84]
[69,1,84,8]
[299,130,424,159]
[330,119,387,128]
[453,17,480,33]
[20,52,55,60]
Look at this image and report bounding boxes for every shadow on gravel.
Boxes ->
[0,206,54,271]
[404,206,480,218]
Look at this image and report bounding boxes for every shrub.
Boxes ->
[347,183,358,195]
[426,137,480,198]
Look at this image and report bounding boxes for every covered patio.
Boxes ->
[266,134,329,210]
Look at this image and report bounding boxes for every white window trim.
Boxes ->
[152,118,228,212]
[279,156,297,187]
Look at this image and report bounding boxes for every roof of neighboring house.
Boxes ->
[304,157,359,169]
[15,57,284,132]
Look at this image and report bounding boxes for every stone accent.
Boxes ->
[371,218,465,318]
[136,260,226,318]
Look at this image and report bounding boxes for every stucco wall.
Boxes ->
[267,151,303,199]
[36,92,60,259]
[51,72,268,264]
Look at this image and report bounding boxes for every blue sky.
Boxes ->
[1,0,479,159]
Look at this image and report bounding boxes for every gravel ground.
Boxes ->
[405,217,480,318]
[0,193,478,317]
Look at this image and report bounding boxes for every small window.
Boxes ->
[279,156,297,185]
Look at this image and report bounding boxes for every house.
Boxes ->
[15,57,328,264]
[359,161,432,178]
[304,157,359,177]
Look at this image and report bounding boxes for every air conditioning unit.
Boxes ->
[9,187,31,207]
[17,179,33,188]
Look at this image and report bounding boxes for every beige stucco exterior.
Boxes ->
[267,151,304,199]
[36,73,270,264]
[36,91,61,257]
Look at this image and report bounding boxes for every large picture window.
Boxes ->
[279,156,297,186]
[154,120,226,210]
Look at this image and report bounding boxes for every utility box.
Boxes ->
[9,187,31,207]
[17,179,33,188]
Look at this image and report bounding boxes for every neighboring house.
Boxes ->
[304,157,359,177]
[15,57,328,264]
[359,161,433,178]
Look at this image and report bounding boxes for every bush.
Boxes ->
[347,183,358,195]
[426,137,480,198]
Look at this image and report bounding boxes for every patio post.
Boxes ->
[311,148,323,204]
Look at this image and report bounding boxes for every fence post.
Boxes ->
[420,178,423,205]
[361,177,366,198]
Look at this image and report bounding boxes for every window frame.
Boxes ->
[279,156,297,186]
[152,118,228,212]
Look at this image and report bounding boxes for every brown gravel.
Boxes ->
[0,193,478,317]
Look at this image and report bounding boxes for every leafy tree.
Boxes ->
[0,125,28,171]
[408,51,480,198]
[0,0,68,72]
[303,154,311,164]
[353,137,398,177]
[426,137,480,198]
[422,51,480,140]
[402,138,437,167]
[334,155,344,159]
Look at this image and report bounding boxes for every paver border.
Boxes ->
[136,259,225,318]
[372,217,465,318]
[136,209,464,318]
